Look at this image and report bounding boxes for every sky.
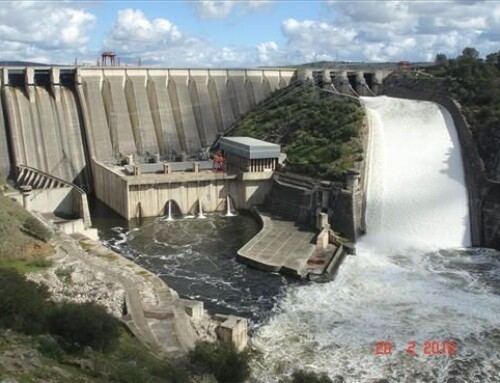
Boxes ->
[0,0,499,67]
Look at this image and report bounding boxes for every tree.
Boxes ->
[48,302,120,353]
[189,341,250,383]
[461,47,480,60]
[0,268,50,334]
[281,370,333,383]
[435,53,448,66]
[486,51,500,70]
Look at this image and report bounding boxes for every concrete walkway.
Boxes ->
[55,232,197,357]
[237,209,317,278]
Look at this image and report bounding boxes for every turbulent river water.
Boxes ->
[251,97,500,382]
[91,206,295,325]
[94,95,500,383]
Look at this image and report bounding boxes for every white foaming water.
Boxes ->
[166,200,174,221]
[225,195,235,217]
[197,199,206,219]
[362,96,470,251]
[252,97,500,382]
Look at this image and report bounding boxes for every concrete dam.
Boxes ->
[0,67,299,187]
[0,65,391,189]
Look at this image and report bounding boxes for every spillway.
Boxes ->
[252,97,500,382]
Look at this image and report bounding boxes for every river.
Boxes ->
[93,96,500,382]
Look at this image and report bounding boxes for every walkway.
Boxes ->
[55,232,197,357]
[237,209,317,278]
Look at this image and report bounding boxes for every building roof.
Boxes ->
[220,137,280,159]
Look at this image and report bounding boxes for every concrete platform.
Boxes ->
[237,208,317,278]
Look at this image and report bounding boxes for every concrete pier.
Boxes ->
[237,208,317,278]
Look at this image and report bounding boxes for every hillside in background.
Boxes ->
[231,83,364,181]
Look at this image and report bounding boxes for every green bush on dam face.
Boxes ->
[231,83,364,181]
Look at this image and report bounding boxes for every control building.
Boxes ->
[220,137,280,173]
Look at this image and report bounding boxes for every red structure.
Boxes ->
[213,151,225,172]
[101,51,116,66]
[398,61,412,71]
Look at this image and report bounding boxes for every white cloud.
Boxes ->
[3,0,498,67]
[243,0,273,10]
[281,18,358,63]
[257,41,284,65]
[195,1,234,19]
[0,1,95,63]
[104,9,182,52]
[194,0,273,19]
[103,9,258,67]
[275,0,500,63]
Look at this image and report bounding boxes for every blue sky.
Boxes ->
[1,1,499,66]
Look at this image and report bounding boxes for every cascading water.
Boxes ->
[197,199,206,219]
[251,97,500,382]
[166,200,174,221]
[225,195,235,217]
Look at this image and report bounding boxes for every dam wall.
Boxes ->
[0,64,391,240]
[76,68,297,162]
[1,68,90,189]
[264,172,363,241]
[0,66,297,187]
[0,64,392,187]
[384,77,500,249]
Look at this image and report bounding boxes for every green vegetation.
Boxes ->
[231,83,364,181]
[281,370,333,383]
[1,330,189,383]
[93,332,187,383]
[189,340,250,383]
[0,268,187,382]
[0,190,53,271]
[0,268,120,353]
[424,47,500,180]
[0,267,50,334]
[48,302,121,353]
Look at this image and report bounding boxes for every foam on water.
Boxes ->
[95,212,289,323]
[251,97,500,382]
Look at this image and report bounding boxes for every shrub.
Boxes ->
[48,302,120,353]
[189,341,250,383]
[289,370,333,383]
[0,268,50,334]
[231,84,364,181]
[115,333,187,383]
[37,334,65,361]
[111,361,153,383]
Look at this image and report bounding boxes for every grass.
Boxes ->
[1,311,189,382]
[0,190,54,273]
[0,257,53,273]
